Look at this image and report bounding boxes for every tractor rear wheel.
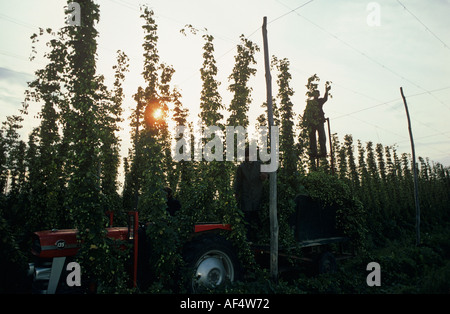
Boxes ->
[182,234,242,293]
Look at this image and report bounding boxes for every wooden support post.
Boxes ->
[400,87,420,246]
[262,16,278,282]
[134,97,142,212]
[326,118,335,175]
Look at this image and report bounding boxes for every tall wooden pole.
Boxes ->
[262,16,278,282]
[134,97,141,212]
[326,117,335,175]
[400,87,420,246]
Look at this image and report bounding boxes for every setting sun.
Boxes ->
[153,108,163,120]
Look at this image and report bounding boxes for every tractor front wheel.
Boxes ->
[317,251,337,274]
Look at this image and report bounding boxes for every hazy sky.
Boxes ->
[1,0,449,169]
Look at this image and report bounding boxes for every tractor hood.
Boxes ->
[32,227,129,259]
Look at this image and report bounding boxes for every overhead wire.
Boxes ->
[275,0,450,113]
[245,0,316,39]
[3,1,448,157]
[0,13,37,31]
[334,86,450,121]
[246,0,450,157]
[291,64,450,145]
[396,0,450,51]
[331,86,450,148]
[331,108,449,157]
[183,0,316,66]
[273,0,449,160]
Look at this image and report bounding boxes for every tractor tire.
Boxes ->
[182,234,242,293]
[317,251,337,274]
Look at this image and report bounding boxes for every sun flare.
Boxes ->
[153,108,163,120]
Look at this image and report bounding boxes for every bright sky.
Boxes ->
[1,0,449,174]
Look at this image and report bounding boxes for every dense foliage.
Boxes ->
[0,1,449,294]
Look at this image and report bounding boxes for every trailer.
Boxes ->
[252,194,352,275]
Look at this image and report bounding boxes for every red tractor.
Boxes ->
[29,211,243,294]
[29,195,351,294]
